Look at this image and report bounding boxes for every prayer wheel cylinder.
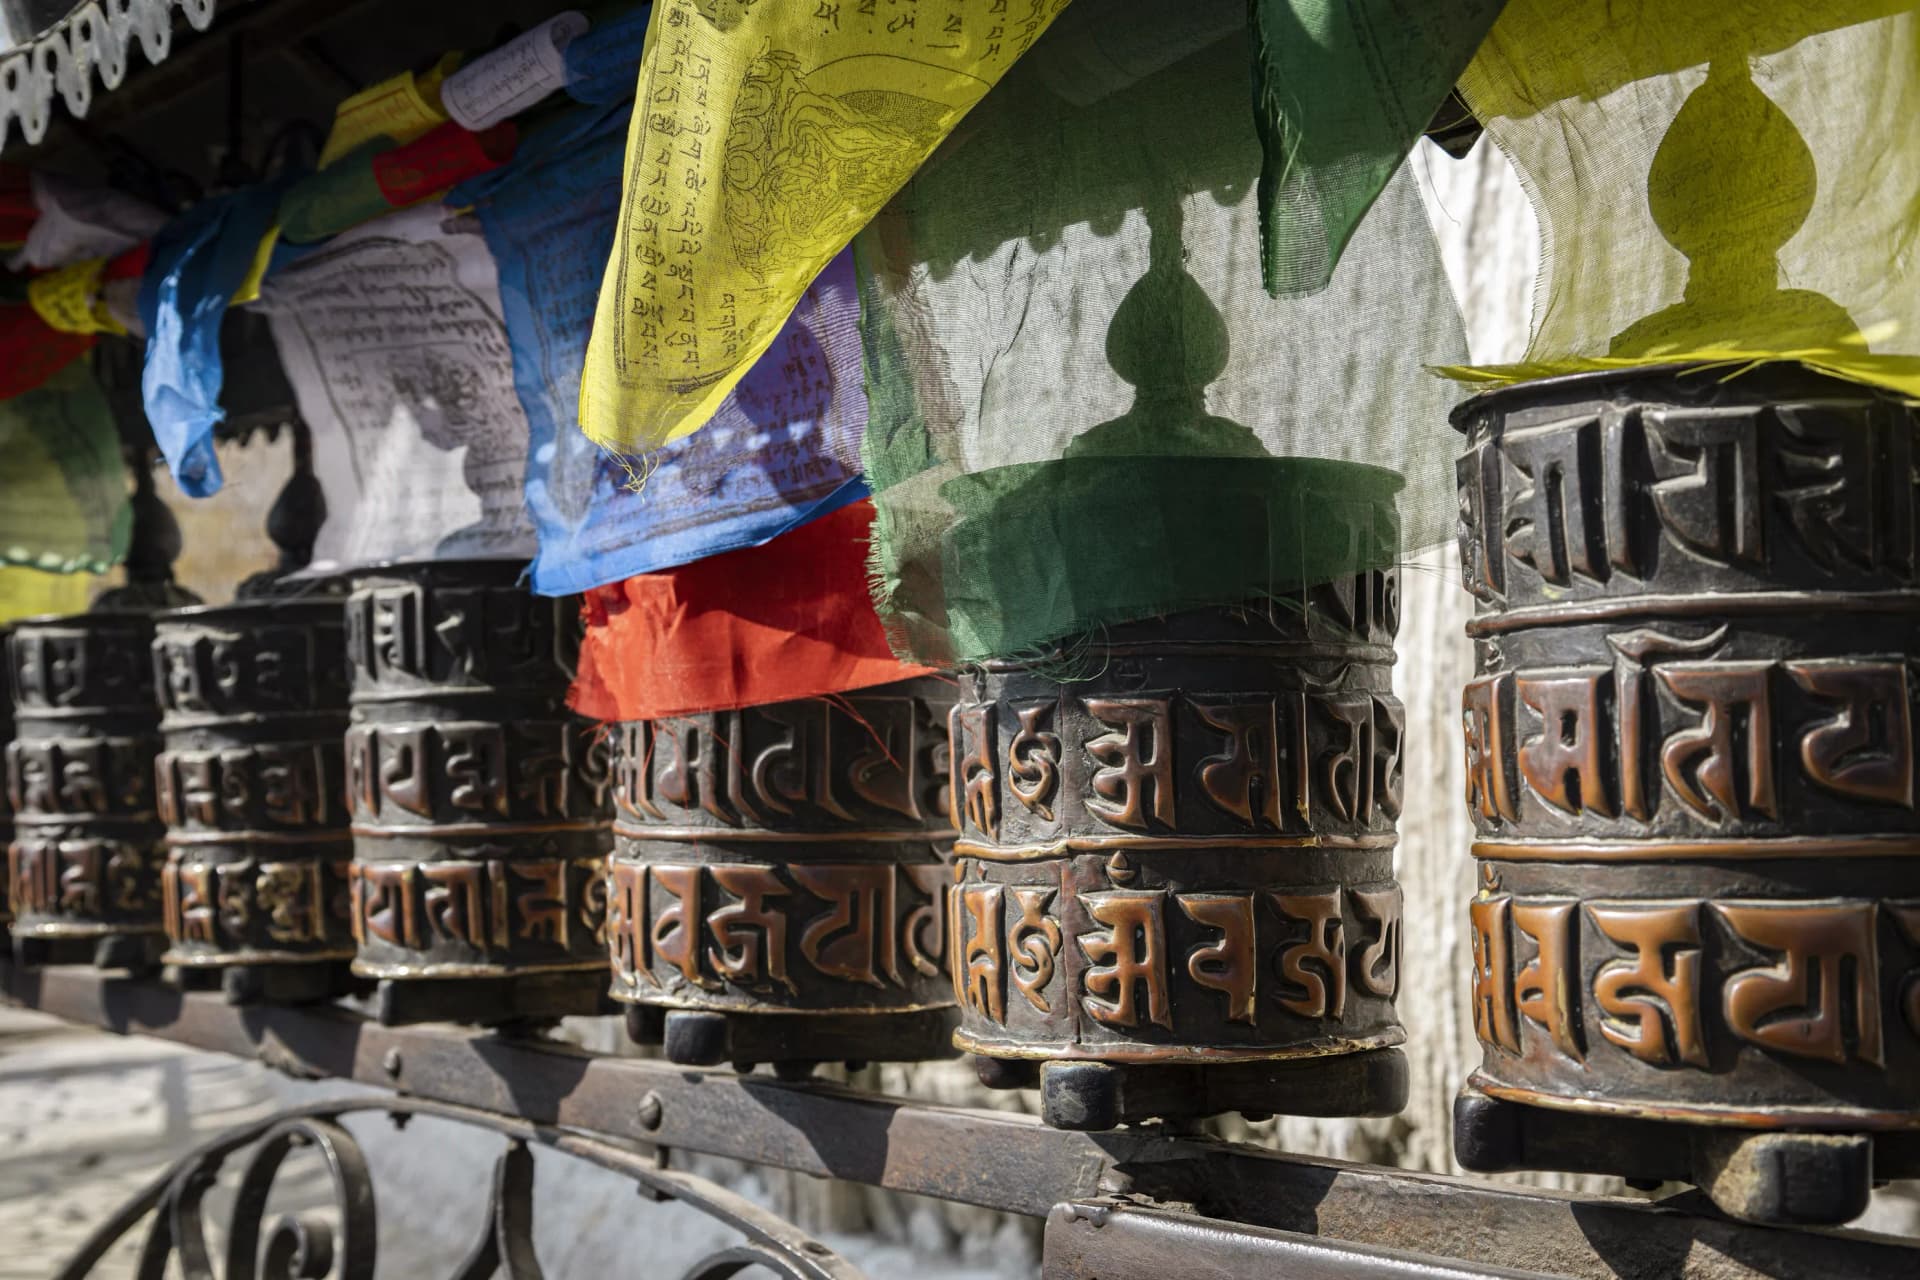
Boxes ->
[950,591,1410,1130]
[606,676,957,1072]
[1450,365,1920,1226]
[0,627,12,936]
[344,562,612,1024]
[153,598,358,1001]
[5,613,168,968]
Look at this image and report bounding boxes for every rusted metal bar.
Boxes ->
[5,963,1917,1279]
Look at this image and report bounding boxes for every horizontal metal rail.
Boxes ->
[6,962,1917,1280]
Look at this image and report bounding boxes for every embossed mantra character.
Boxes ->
[153,596,359,1003]
[606,677,957,1074]
[6,613,170,968]
[344,563,612,1024]
[1452,365,1920,1226]
[953,591,1411,1130]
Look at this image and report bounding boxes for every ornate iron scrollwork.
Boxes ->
[0,0,220,148]
[56,1096,865,1280]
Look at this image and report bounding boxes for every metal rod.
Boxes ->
[4,964,1915,1279]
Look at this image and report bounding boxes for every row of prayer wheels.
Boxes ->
[3,365,1915,1225]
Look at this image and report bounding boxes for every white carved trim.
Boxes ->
[1,0,222,150]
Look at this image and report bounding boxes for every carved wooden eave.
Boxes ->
[0,0,219,150]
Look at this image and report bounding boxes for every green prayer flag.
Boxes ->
[0,359,131,576]
[1252,0,1507,296]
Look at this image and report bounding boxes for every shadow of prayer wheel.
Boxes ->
[1450,365,1920,1226]
[5,613,169,969]
[153,596,361,1004]
[606,676,958,1074]
[344,562,613,1025]
[951,592,1410,1130]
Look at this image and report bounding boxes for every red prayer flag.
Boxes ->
[372,120,517,207]
[0,304,94,400]
[569,500,936,722]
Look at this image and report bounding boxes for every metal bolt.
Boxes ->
[1096,1169,1133,1195]
[382,1048,403,1078]
[636,1091,664,1131]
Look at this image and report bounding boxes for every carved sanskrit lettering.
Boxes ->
[792,864,897,988]
[1644,406,1763,567]
[1516,668,1614,818]
[378,726,432,818]
[1657,661,1777,824]
[1463,674,1518,823]
[1892,904,1920,1038]
[1351,885,1403,1001]
[1785,660,1915,808]
[1589,902,1708,1068]
[1512,900,1582,1061]
[1273,889,1347,1020]
[1502,417,1611,586]
[900,864,947,980]
[706,865,793,992]
[1772,399,1914,575]
[1084,698,1175,832]
[1456,441,1505,600]
[608,861,647,982]
[1606,627,1724,821]
[256,862,327,945]
[514,861,570,946]
[1193,700,1285,829]
[951,704,997,838]
[1313,695,1374,825]
[1717,901,1883,1066]
[955,881,1005,1025]
[650,864,705,987]
[1006,886,1062,1014]
[1007,703,1061,821]
[844,697,931,822]
[176,862,216,943]
[356,864,418,949]
[1178,893,1257,1023]
[1469,895,1518,1053]
[1079,890,1172,1029]
[614,722,662,820]
[1373,696,1406,821]
[442,724,510,815]
[420,863,488,949]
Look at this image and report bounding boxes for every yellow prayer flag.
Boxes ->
[318,53,461,167]
[1447,0,1920,401]
[0,565,93,623]
[580,0,1073,453]
[27,257,124,336]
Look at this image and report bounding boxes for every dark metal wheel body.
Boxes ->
[948,590,1410,1128]
[5,611,168,966]
[0,626,12,934]
[153,595,359,1001]
[1451,364,1920,1224]
[607,675,957,1070]
[344,561,611,1023]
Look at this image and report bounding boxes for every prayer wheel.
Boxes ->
[153,596,359,1003]
[952,592,1410,1130]
[5,612,169,968]
[1450,365,1920,1225]
[607,677,957,1073]
[344,562,612,1024]
[0,627,12,941]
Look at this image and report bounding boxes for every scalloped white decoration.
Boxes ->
[1,0,221,151]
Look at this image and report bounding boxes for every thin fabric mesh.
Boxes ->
[856,7,1468,666]
[1444,0,1920,398]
